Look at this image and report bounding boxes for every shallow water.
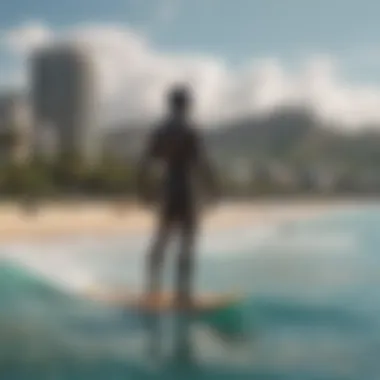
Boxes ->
[0,204,380,379]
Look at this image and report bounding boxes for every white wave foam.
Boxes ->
[199,224,280,257]
[259,233,357,254]
[0,210,354,293]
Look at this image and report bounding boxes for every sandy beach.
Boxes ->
[0,198,362,243]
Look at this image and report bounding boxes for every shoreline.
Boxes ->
[0,198,369,244]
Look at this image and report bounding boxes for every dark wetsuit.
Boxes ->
[148,118,201,229]
[139,116,214,303]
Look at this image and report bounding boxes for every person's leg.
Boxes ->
[146,213,172,299]
[145,312,163,360]
[172,310,194,365]
[175,209,197,306]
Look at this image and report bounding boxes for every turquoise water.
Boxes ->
[0,204,380,379]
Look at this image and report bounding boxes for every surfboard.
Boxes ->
[88,290,241,312]
[87,289,247,340]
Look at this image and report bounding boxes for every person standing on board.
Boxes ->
[137,84,219,307]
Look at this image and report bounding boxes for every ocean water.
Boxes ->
[0,204,380,379]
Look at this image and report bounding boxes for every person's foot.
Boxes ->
[174,295,194,310]
[144,292,161,308]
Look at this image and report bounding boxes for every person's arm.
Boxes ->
[136,129,160,203]
[194,133,219,201]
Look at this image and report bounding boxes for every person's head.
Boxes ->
[167,84,192,116]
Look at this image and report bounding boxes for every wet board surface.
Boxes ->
[88,290,242,312]
[87,290,248,340]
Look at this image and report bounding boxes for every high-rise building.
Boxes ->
[30,43,98,163]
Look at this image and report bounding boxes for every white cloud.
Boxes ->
[1,21,52,56]
[3,21,380,129]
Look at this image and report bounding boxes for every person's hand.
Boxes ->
[137,187,156,207]
[209,192,220,210]
[137,191,149,206]
[203,188,220,212]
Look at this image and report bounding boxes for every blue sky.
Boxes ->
[2,0,380,127]
[2,0,380,66]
